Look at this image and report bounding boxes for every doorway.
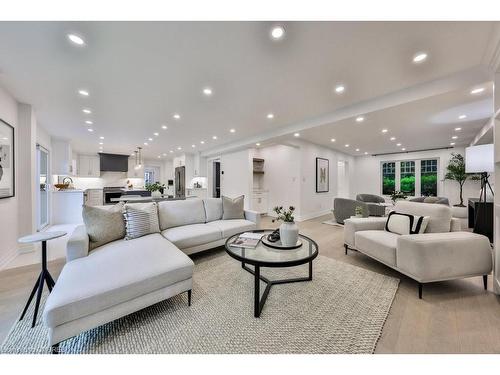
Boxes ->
[212,160,221,198]
[337,160,350,198]
[36,145,50,231]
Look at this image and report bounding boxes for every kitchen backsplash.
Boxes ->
[67,172,144,190]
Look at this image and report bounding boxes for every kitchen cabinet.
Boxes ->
[127,157,144,178]
[252,191,268,214]
[51,190,84,224]
[187,188,207,199]
[84,189,103,206]
[52,140,76,175]
[78,154,100,177]
[193,153,207,177]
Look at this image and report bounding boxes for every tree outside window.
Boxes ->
[382,162,396,195]
[400,161,415,195]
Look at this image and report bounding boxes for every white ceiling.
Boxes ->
[0,21,497,158]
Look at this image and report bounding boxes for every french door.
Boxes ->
[36,145,50,230]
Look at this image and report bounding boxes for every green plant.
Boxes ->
[145,182,165,193]
[390,191,408,204]
[444,153,480,207]
[273,206,295,223]
[355,206,364,216]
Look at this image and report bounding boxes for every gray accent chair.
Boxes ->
[333,198,369,225]
[344,201,492,299]
[409,196,450,205]
[356,194,386,217]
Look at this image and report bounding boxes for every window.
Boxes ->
[421,159,438,196]
[400,161,415,196]
[381,158,439,197]
[382,162,396,195]
[144,170,154,184]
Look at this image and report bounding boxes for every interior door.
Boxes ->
[36,145,50,230]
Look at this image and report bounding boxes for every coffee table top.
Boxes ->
[18,231,67,244]
[225,229,318,267]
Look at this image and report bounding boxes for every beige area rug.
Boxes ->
[1,252,399,354]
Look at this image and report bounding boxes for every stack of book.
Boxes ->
[230,232,263,248]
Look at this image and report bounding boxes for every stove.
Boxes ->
[103,186,124,205]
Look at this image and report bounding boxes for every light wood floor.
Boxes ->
[1,214,500,353]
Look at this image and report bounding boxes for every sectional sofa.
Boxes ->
[43,198,260,353]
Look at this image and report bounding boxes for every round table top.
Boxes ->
[225,229,318,267]
[18,231,67,244]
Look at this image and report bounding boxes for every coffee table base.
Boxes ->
[241,261,313,318]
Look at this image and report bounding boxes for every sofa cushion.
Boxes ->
[123,202,160,240]
[158,199,206,230]
[203,198,223,222]
[222,195,245,220]
[385,212,429,235]
[355,230,399,266]
[43,234,193,328]
[82,202,125,250]
[206,219,256,238]
[161,224,222,249]
[394,201,452,233]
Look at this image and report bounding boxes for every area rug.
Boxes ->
[1,252,399,354]
[322,219,343,227]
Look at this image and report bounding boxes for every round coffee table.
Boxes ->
[225,229,318,317]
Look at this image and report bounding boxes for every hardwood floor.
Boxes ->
[1,214,499,353]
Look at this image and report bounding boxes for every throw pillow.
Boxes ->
[82,202,126,250]
[123,202,160,240]
[385,211,430,235]
[423,196,439,204]
[222,195,245,220]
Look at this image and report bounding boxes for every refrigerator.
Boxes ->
[175,166,186,198]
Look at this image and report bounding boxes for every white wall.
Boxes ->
[0,86,19,268]
[352,147,482,205]
[220,149,253,209]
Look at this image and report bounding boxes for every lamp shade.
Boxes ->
[465,144,494,173]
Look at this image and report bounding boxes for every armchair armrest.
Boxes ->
[244,209,261,228]
[396,232,492,283]
[450,217,461,232]
[344,217,387,248]
[66,224,89,262]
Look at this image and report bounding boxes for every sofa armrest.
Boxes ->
[396,232,492,283]
[450,217,461,232]
[344,217,387,248]
[66,224,90,262]
[244,209,261,228]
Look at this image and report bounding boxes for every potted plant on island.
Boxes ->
[444,153,480,207]
[273,206,299,247]
[145,182,166,198]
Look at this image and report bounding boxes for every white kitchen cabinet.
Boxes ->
[84,189,103,206]
[252,191,268,214]
[186,188,207,199]
[193,153,207,177]
[52,140,76,175]
[127,157,144,178]
[77,154,100,177]
[51,190,84,224]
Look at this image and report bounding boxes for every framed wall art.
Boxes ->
[0,119,15,199]
[316,157,329,193]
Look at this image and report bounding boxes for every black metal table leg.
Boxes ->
[254,266,260,317]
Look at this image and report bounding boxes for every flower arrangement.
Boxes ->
[390,191,408,204]
[273,206,295,223]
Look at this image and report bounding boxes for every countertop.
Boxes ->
[51,189,84,194]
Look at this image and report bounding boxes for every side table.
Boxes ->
[18,231,66,327]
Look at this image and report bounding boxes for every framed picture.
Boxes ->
[316,157,329,193]
[0,119,14,199]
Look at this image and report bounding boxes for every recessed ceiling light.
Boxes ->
[390,137,396,141]
[229,128,236,133]
[191,144,196,148]
[203,87,213,96]
[401,148,406,151]
[450,142,455,146]
[85,120,93,125]
[131,153,135,156]
[470,87,485,95]
[267,113,274,119]
[157,155,161,159]
[82,109,91,114]
[458,114,467,120]
[67,34,85,46]
[173,113,181,120]
[148,138,153,141]
[413,52,428,63]
[355,148,360,152]
[364,152,368,155]
[452,136,458,140]
[200,140,205,144]
[270,25,285,40]
[355,116,364,123]
[99,136,104,140]
[161,125,168,130]
[381,129,388,133]
[335,85,345,94]
[256,143,261,146]
[78,89,89,96]
[345,144,349,147]
[177,147,182,150]
[144,142,149,146]
[396,143,402,146]
[294,133,300,137]
[169,150,174,153]
[162,153,167,156]
[99,142,103,145]
[212,135,217,140]
[154,132,159,136]
[87,128,93,132]
[455,127,462,131]
[330,138,336,142]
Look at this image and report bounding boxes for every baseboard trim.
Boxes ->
[0,248,19,271]
[296,209,332,222]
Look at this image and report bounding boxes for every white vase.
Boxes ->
[151,190,162,198]
[279,221,299,247]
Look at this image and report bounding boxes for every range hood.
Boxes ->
[99,153,129,172]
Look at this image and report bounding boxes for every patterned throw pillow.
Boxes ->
[123,202,160,240]
[82,202,126,250]
[385,212,430,235]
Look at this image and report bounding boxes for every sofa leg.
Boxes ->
[483,275,488,290]
[187,289,192,306]
[344,244,348,255]
[51,343,60,354]
[418,283,423,299]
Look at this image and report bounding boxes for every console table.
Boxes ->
[468,198,493,243]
